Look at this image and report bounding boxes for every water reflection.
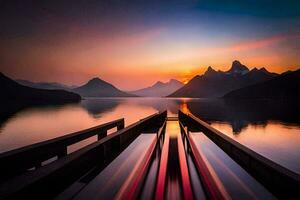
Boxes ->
[0,98,299,173]
[0,98,158,152]
[210,122,300,174]
[80,98,123,118]
[185,99,300,133]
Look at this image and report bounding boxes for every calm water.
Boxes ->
[0,98,299,174]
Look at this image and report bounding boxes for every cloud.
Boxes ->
[223,33,300,52]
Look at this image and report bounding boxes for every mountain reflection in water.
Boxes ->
[0,98,299,173]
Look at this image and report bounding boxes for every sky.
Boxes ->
[0,0,300,90]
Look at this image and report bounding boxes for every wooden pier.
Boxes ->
[0,110,299,199]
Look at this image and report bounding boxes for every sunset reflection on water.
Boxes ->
[210,121,300,173]
[0,99,157,153]
[0,97,299,174]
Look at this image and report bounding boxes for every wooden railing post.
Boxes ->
[57,147,68,158]
[97,130,107,140]
[117,123,125,131]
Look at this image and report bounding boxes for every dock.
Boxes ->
[0,110,299,199]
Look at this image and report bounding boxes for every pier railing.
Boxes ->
[0,111,167,199]
[179,121,229,200]
[178,110,300,199]
[115,119,167,199]
[0,119,124,180]
[0,118,125,180]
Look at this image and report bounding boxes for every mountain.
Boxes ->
[130,79,184,97]
[224,69,300,99]
[73,77,136,97]
[226,60,249,75]
[17,80,76,90]
[169,60,278,98]
[0,73,81,104]
[16,80,75,91]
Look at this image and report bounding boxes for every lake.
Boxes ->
[0,98,299,174]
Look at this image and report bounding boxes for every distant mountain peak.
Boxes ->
[88,77,103,83]
[204,66,217,76]
[248,67,277,77]
[227,60,249,75]
[90,77,100,81]
[169,79,181,84]
[73,77,134,97]
[259,67,269,73]
[154,81,164,85]
[151,81,163,88]
[207,66,215,71]
[152,79,183,87]
[86,77,110,87]
[130,78,183,97]
[259,67,279,76]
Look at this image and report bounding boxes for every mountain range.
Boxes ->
[16,80,76,91]
[72,77,135,97]
[0,73,81,104]
[169,60,278,98]
[8,60,298,99]
[129,79,183,97]
[224,69,300,99]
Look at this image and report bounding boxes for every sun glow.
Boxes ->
[183,79,189,84]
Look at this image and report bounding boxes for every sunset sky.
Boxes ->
[0,0,300,90]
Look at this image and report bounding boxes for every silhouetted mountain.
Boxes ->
[169,60,277,98]
[224,69,300,99]
[73,77,136,97]
[226,60,249,75]
[0,73,81,104]
[16,79,75,90]
[130,79,184,97]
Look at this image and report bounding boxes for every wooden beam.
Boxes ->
[178,110,300,199]
[179,122,229,200]
[115,120,167,200]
